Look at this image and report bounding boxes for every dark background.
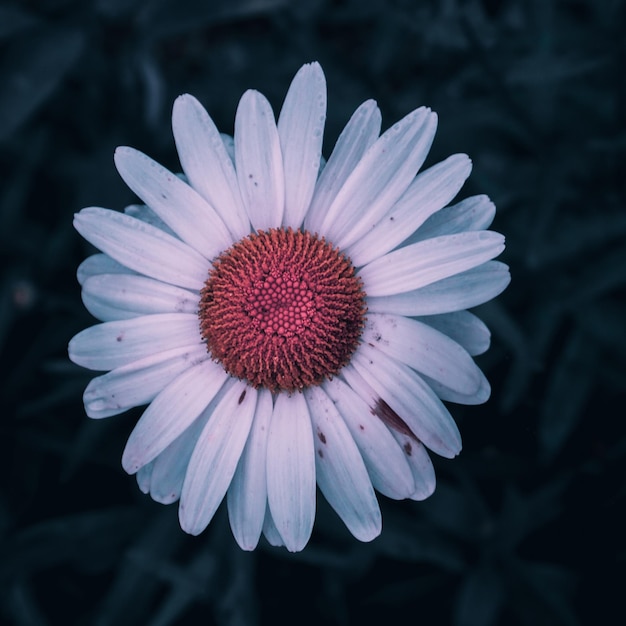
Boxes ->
[1,0,625,624]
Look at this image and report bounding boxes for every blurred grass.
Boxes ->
[1,0,625,624]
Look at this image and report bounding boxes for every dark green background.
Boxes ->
[1,0,624,624]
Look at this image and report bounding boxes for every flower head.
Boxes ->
[69,62,509,552]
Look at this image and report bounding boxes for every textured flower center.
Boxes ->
[199,228,366,392]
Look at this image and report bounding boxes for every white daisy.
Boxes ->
[69,62,509,552]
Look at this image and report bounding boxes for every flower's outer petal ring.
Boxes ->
[68,313,201,371]
[77,254,133,286]
[122,359,229,474]
[74,208,208,290]
[305,385,381,542]
[305,99,381,235]
[179,381,258,536]
[266,392,316,553]
[359,231,506,298]
[227,388,274,551]
[235,89,285,231]
[278,61,327,229]
[417,311,491,357]
[389,430,436,501]
[172,95,250,241]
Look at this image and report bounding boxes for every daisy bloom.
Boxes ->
[69,62,509,552]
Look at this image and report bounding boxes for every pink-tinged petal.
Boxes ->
[319,107,435,249]
[417,311,491,357]
[172,95,250,241]
[121,359,229,474]
[304,99,381,234]
[114,147,233,258]
[74,207,208,290]
[304,386,381,542]
[179,381,258,535]
[277,62,327,229]
[322,376,415,500]
[77,254,133,286]
[266,392,315,552]
[68,313,201,371]
[227,388,274,551]
[389,430,436,501]
[235,89,285,231]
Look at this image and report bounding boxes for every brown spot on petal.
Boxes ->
[238,389,246,405]
[371,397,419,442]
[403,441,413,456]
[317,430,327,444]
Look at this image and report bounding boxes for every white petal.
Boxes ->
[114,147,233,258]
[136,462,154,494]
[346,154,471,267]
[179,381,258,535]
[82,344,208,419]
[74,207,208,290]
[68,313,201,371]
[366,260,510,315]
[235,89,285,231]
[304,99,381,234]
[221,133,235,162]
[319,107,435,249]
[124,203,176,236]
[348,345,462,458]
[389,430,436,501]
[266,392,315,552]
[82,274,200,322]
[358,231,505,297]
[262,506,285,547]
[121,359,229,473]
[322,376,415,500]
[149,404,212,505]
[304,386,381,542]
[77,254,133,286]
[172,95,250,241]
[277,62,327,229]
[417,311,491,356]
[362,313,482,395]
[422,370,491,405]
[408,194,496,243]
[227,388,274,550]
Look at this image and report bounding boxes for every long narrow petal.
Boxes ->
[348,345,462,458]
[235,90,285,231]
[322,377,415,500]
[121,359,229,473]
[319,107,435,249]
[68,313,201,371]
[179,381,258,535]
[227,388,274,550]
[149,404,212,504]
[407,194,496,243]
[362,313,482,395]
[114,147,233,258]
[304,99,381,234]
[83,344,208,419]
[389,430,436,501]
[77,254,133,286]
[304,386,381,542]
[74,208,208,290]
[359,231,505,297]
[422,371,491,405]
[346,153,471,267]
[82,274,199,322]
[172,95,250,241]
[262,506,285,548]
[366,260,511,315]
[417,311,491,356]
[277,62,326,229]
[136,462,154,494]
[266,392,315,552]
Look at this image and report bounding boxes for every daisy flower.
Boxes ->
[69,62,509,552]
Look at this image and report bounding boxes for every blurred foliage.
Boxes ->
[1,0,625,624]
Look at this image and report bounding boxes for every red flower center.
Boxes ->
[199,228,366,392]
